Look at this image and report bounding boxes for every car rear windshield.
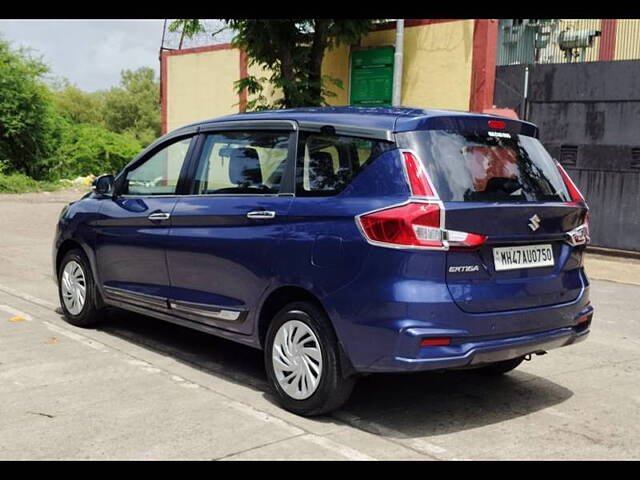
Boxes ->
[398,130,571,202]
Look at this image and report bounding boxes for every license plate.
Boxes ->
[493,244,554,271]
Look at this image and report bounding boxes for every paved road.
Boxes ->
[1,189,639,460]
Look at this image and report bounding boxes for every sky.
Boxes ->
[0,19,231,92]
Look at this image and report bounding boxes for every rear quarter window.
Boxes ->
[296,133,393,196]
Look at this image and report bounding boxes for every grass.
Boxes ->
[0,171,67,194]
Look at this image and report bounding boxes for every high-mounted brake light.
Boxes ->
[488,119,506,129]
[403,151,435,197]
[556,162,585,202]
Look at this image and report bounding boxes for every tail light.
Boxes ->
[357,151,487,250]
[556,161,585,202]
[358,202,444,249]
[421,337,451,347]
[402,151,436,197]
[556,162,590,246]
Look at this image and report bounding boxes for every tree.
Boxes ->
[51,79,106,126]
[53,123,142,178]
[0,38,66,178]
[102,67,160,146]
[170,19,377,110]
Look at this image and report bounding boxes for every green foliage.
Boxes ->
[0,36,154,190]
[53,123,142,179]
[51,79,106,125]
[50,68,160,147]
[0,38,67,179]
[0,171,63,193]
[0,160,62,192]
[102,67,160,147]
[227,19,376,109]
[168,19,206,39]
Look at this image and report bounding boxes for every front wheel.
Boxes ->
[58,249,106,327]
[264,301,355,416]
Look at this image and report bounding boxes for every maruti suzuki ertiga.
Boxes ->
[53,107,593,416]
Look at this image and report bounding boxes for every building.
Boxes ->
[160,19,640,252]
[160,19,499,133]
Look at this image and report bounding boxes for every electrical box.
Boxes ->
[349,47,395,106]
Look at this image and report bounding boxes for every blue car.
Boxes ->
[53,107,593,416]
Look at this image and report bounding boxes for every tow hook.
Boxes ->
[525,351,547,361]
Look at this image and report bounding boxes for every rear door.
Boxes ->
[165,124,296,335]
[398,125,588,314]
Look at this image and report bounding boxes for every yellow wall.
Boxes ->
[165,20,477,131]
[615,19,640,60]
[321,43,351,105]
[166,48,240,132]
[320,20,475,110]
[399,20,474,110]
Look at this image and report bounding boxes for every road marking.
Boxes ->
[334,411,449,459]
[0,283,57,310]
[302,434,377,461]
[42,321,110,353]
[223,400,305,437]
[0,283,416,461]
[0,304,33,321]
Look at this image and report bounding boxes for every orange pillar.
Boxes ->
[469,19,499,113]
[599,19,618,61]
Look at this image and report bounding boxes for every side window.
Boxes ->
[124,137,192,195]
[296,133,392,196]
[192,131,291,195]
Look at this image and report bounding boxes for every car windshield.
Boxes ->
[399,129,571,202]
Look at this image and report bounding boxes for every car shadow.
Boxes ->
[337,368,573,438]
[90,308,574,439]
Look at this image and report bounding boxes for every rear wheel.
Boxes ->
[58,249,106,327]
[472,356,525,375]
[264,301,355,416]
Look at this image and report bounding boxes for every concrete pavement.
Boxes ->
[0,189,639,460]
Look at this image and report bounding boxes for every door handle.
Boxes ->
[148,212,171,221]
[246,210,276,219]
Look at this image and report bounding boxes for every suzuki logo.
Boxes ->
[528,214,541,232]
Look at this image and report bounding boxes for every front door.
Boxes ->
[94,135,194,310]
[166,129,295,334]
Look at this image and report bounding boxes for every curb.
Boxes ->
[586,246,640,261]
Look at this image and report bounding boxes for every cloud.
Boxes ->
[0,19,164,91]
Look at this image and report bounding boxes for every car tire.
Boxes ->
[264,301,356,416]
[58,249,106,328]
[472,356,525,375]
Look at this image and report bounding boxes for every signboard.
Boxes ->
[349,47,395,106]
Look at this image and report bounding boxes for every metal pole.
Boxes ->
[522,65,530,120]
[392,19,404,106]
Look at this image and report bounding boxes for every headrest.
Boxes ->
[308,151,336,190]
[229,148,262,185]
[309,151,334,171]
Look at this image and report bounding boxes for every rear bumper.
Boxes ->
[324,259,593,373]
[368,314,592,372]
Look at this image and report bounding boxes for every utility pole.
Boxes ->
[392,19,404,106]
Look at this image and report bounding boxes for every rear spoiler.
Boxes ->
[395,114,539,138]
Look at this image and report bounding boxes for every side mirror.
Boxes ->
[92,174,115,196]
